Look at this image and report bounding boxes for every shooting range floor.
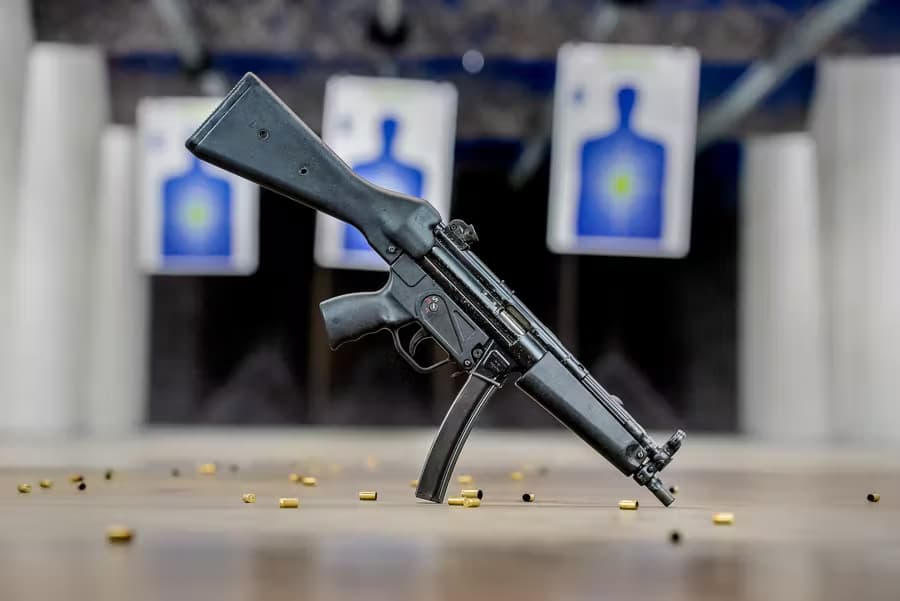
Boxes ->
[1,429,898,601]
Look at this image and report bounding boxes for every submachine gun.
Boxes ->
[186,73,685,506]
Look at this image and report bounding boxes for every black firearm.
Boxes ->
[186,73,685,506]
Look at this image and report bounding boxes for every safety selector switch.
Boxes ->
[423,295,441,314]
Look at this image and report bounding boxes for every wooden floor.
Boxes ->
[1,429,898,601]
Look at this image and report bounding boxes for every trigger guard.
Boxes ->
[391,326,451,374]
[408,327,431,356]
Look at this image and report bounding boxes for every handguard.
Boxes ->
[516,353,645,477]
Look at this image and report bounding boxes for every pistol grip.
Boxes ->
[319,280,413,350]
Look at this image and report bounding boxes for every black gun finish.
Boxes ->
[186,73,685,506]
[186,74,440,262]
[416,352,504,502]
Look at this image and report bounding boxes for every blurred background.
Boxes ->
[1,0,898,444]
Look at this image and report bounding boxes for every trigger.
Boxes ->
[409,327,431,356]
[390,323,451,374]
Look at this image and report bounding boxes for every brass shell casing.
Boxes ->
[106,526,134,543]
[712,512,735,525]
[461,489,483,499]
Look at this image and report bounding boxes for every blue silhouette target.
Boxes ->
[162,156,232,261]
[344,117,425,252]
[576,87,665,239]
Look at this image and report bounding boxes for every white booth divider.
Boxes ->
[8,44,109,433]
[85,126,148,435]
[0,0,34,427]
[739,133,828,441]
[812,57,900,445]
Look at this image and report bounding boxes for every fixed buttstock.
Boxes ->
[186,72,442,261]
